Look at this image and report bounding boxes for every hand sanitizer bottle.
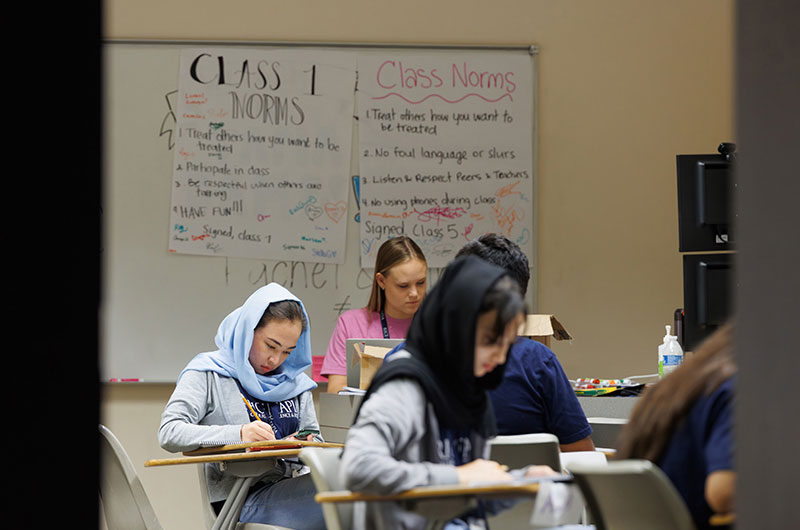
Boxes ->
[658,325,684,378]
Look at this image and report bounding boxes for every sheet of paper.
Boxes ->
[169,48,356,263]
[357,52,534,267]
[339,386,366,395]
[530,481,585,528]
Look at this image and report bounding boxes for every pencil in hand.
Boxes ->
[242,396,262,421]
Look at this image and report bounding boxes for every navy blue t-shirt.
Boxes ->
[489,338,592,444]
[657,377,734,530]
[239,383,301,440]
[437,428,473,466]
[437,428,489,528]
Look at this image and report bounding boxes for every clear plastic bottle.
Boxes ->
[658,325,684,378]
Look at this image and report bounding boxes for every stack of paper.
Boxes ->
[338,386,366,396]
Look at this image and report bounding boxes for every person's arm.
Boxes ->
[705,470,735,513]
[326,374,347,394]
[703,379,735,514]
[157,370,242,452]
[320,313,352,393]
[342,378,460,494]
[539,349,595,449]
[560,436,595,452]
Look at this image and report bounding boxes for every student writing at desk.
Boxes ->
[616,322,736,530]
[321,235,427,393]
[341,256,557,530]
[455,234,595,452]
[158,284,325,530]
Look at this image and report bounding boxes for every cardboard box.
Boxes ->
[346,315,572,389]
[518,314,572,347]
[352,343,392,389]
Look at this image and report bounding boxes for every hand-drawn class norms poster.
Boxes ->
[358,53,533,268]
[169,48,355,263]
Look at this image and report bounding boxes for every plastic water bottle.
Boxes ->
[658,325,684,378]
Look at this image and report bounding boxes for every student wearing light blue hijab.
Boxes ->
[159,283,325,529]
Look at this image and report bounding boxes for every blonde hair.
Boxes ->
[366,236,426,313]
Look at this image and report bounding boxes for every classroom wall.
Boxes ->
[101,1,734,529]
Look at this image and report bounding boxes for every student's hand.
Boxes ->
[284,433,314,441]
[456,459,513,484]
[241,420,276,442]
[524,465,559,478]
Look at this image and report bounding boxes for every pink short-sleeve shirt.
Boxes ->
[319,308,413,376]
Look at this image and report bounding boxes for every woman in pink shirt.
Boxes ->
[321,236,428,393]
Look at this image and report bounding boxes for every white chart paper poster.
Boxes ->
[169,48,356,263]
[357,53,534,268]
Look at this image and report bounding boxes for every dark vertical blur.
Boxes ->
[735,0,800,528]
[12,0,102,527]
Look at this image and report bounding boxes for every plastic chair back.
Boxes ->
[299,447,352,530]
[486,433,562,529]
[98,425,163,530]
[569,459,697,530]
[488,433,562,471]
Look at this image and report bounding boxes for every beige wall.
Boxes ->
[101,1,733,528]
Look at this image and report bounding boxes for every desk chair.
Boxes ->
[486,433,561,529]
[99,424,163,530]
[586,417,628,450]
[196,464,295,530]
[558,450,608,526]
[299,447,352,530]
[488,433,562,470]
[569,459,696,530]
[302,448,480,530]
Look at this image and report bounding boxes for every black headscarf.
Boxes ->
[354,255,511,438]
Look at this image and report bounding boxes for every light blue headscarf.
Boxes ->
[180,283,317,402]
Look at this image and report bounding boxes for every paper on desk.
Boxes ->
[559,450,607,473]
[529,480,585,528]
[338,386,366,395]
[586,417,628,424]
[467,474,573,488]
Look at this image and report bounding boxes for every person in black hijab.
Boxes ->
[341,255,555,530]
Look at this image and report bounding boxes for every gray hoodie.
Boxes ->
[158,369,321,502]
[342,370,504,530]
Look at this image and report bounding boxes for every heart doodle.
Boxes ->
[325,201,347,223]
[305,204,323,221]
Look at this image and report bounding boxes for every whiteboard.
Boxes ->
[101,41,538,382]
